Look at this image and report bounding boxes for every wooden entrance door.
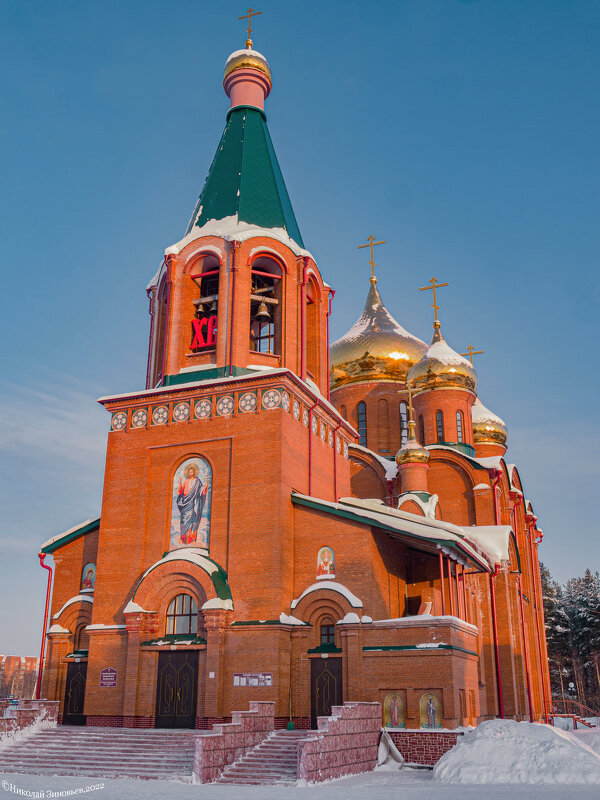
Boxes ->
[155,651,198,728]
[63,661,87,725]
[310,657,342,728]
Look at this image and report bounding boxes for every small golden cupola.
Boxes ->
[472,397,508,457]
[329,277,426,391]
[408,321,478,394]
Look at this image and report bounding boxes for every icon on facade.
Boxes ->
[170,457,212,551]
[419,692,442,728]
[383,692,405,728]
[316,546,335,579]
[81,563,96,591]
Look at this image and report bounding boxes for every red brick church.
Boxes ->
[39,35,551,732]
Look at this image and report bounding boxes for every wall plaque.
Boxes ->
[233,672,272,687]
[99,667,118,687]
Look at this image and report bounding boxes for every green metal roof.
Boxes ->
[186,105,304,248]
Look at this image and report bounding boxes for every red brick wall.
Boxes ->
[389,730,462,766]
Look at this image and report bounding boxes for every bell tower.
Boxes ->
[146,42,330,396]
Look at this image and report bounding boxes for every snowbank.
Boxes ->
[0,710,56,751]
[433,719,600,784]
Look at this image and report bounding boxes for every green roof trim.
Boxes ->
[141,634,207,646]
[186,106,304,248]
[163,366,252,387]
[41,518,100,554]
[363,644,478,657]
[437,441,476,458]
[308,643,341,654]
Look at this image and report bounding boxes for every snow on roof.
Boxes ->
[202,598,234,611]
[279,612,307,626]
[47,624,70,634]
[41,519,99,551]
[225,48,268,66]
[52,595,93,620]
[337,612,361,624]
[164,214,313,260]
[472,397,507,428]
[138,548,217,584]
[424,338,473,368]
[459,525,513,564]
[351,444,398,480]
[291,580,363,609]
[473,483,490,491]
[397,492,439,520]
[146,260,165,291]
[123,601,153,614]
[86,624,126,631]
[371,614,478,634]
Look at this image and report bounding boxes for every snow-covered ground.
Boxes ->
[1,768,600,800]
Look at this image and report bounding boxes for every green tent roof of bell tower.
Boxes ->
[186,105,304,249]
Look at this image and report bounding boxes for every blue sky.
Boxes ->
[1,0,598,655]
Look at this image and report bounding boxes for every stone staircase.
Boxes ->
[0,726,203,781]
[218,728,309,785]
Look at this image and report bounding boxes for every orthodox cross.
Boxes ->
[461,344,484,364]
[357,235,386,281]
[239,7,262,48]
[419,275,448,323]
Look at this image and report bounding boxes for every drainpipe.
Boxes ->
[325,288,335,401]
[528,523,549,723]
[228,241,240,377]
[307,400,319,496]
[515,571,534,722]
[145,286,155,389]
[332,420,343,501]
[300,257,309,381]
[438,549,446,616]
[36,553,53,700]
[160,255,173,385]
[489,564,505,718]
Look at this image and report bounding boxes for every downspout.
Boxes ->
[36,553,53,700]
[228,241,240,377]
[325,288,335,402]
[300,257,309,381]
[161,255,173,385]
[534,531,552,720]
[516,571,535,722]
[307,400,319,496]
[332,420,343,501]
[489,565,505,718]
[438,549,447,616]
[528,523,549,723]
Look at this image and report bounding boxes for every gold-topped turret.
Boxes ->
[396,382,430,465]
[408,277,477,394]
[472,397,508,446]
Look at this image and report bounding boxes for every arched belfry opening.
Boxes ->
[250,256,283,356]
[190,254,221,355]
[306,275,321,380]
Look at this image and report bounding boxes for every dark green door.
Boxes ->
[310,657,342,729]
[63,661,87,725]
[155,651,198,728]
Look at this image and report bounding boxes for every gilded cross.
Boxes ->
[460,344,484,364]
[419,275,448,323]
[357,235,386,280]
[239,7,262,47]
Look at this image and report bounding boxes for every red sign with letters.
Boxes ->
[191,315,217,350]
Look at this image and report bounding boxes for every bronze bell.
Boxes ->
[256,300,270,320]
[209,299,218,313]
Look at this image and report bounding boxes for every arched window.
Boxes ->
[436,411,444,443]
[456,410,464,443]
[190,255,220,352]
[250,257,283,355]
[166,594,198,635]
[306,277,320,379]
[357,401,367,447]
[74,623,90,652]
[151,276,169,387]
[399,402,408,447]
[378,399,390,452]
[320,616,335,645]
[419,414,425,445]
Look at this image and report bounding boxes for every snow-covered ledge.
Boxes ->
[52,594,93,620]
[370,614,478,636]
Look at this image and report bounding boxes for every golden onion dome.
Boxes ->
[329,278,427,391]
[472,397,508,446]
[224,47,272,84]
[396,437,430,466]
[408,322,477,394]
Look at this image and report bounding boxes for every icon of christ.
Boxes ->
[176,463,209,545]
